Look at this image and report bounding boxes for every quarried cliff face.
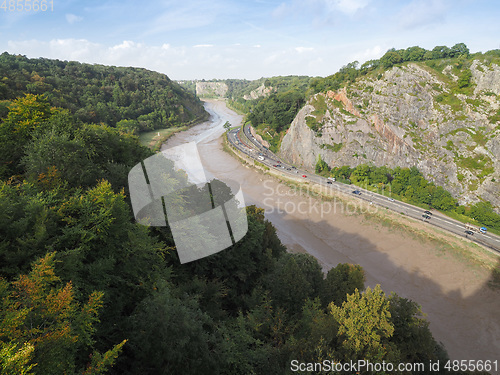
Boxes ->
[195,82,228,98]
[280,62,500,209]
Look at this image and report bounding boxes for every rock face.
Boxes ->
[195,82,228,98]
[243,83,275,100]
[280,62,500,210]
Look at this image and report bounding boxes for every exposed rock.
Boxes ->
[243,83,275,100]
[249,126,270,148]
[280,62,500,211]
[195,82,228,98]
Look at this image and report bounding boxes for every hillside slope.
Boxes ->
[0,52,208,132]
[280,59,500,210]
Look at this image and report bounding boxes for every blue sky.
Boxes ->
[1,0,499,79]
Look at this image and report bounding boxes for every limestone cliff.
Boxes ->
[280,62,500,209]
[195,82,228,98]
[243,83,275,100]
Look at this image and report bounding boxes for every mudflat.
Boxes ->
[163,99,500,362]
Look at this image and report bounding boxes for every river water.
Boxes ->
[162,99,500,363]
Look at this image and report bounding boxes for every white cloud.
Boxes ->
[351,45,384,62]
[193,44,214,48]
[65,14,83,24]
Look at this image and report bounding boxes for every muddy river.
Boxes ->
[162,99,500,363]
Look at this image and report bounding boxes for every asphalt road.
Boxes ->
[227,125,500,254]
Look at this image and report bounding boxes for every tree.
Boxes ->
[450,43,470,58]
[380,50,402,69]
[320,263,365,307]
[223,121,231,131]
[403,46,426,62]
[0,94,55,177]
[457,69,472,88]
[330,285,398,363]
[315,154,329,176]
[265,253,323,316]
[128,281,216,375]
[0,253,125,375]
[388,294,449,366]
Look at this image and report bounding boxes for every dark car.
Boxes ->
[424,210,433,215]
[422,214,431,220]
[465,230,474,235]
[352,190,361,195]
[327,181,333,184]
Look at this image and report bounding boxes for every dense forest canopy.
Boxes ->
[0,56,470,374]
[0,52,208,134]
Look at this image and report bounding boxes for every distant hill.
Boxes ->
[177,76,313,101]
[0,52,208,133]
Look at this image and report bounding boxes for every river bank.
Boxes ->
[162,99,500,362]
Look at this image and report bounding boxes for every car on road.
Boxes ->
[388,197,395,202]
[258,156,264,161]
[352,190,361,195]
[465,230,474,235]
[327,181,333,185]
[302,175,307,178]
[422,214,431,220]
[286,168,291,171]
[424,210,433,215]
[328,177,336,182]
[273,164,279,167]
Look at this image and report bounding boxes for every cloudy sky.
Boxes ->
[1,0,499,80]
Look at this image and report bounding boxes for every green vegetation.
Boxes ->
[0,80,460,372]
[306,115,321,133]
[456,154,494,176]
[315,155,329,176]
[324,163,500,231]
[309,43,471,94]
[320,142,343,152]
[0,52,207,133]
[434,92,463,111]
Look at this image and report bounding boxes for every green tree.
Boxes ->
[330,285,398,363]
[128,281,216,375]
[315,154,330,176]
[450,43,470,58]
[388,294,449,367]
[320,263,365,307]
[0,94,55,177]
[0,253,125,375]
[265,253,323,316]
[457,69,472,89]
[380,50,403,69]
